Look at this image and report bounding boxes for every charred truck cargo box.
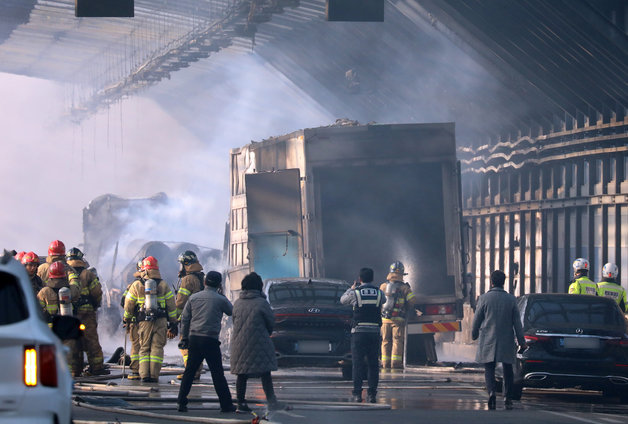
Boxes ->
[226,122,466,362]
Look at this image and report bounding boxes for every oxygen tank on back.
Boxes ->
[381,281,402,319]
[144,279,157,312]
[59,286,73,316]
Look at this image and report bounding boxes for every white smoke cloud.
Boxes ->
[0,50,334,262]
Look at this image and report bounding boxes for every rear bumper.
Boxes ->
[0,386,71,424]
[523,372,628,390]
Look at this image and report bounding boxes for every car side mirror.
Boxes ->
[51,315,83,340]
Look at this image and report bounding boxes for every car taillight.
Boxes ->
[40,345,58,387]
[424,304,455,315]
[24,346,37,387]
[606,338,628,347]
[524,335,551,345]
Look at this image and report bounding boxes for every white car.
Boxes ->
[0,251,77,424]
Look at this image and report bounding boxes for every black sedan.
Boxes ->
[513,293,628,402]
[264,278,354,378]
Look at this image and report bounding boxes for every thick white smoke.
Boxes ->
[1,51,334,259]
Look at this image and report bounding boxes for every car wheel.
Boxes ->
[619,390,628,404]
[342,365,352,380]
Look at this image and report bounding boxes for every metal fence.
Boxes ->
[460,118,628,298]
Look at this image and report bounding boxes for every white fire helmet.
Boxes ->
[602,263,618,280]
[572,258,589,273]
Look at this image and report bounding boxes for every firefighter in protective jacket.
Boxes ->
[37,240,78,285]
[120,258,144,379]
[124,256,178,382]
[379,261,416,369]
[21,251,44,295]
[37,261,81,376]
[66,247,107,375]
[175,250,205,380]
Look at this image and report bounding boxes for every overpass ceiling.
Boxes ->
[0,0,626,146]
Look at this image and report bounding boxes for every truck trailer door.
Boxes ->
[245,169,303,280]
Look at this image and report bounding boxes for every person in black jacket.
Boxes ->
[340,267,386,403]
[177,271,235,413]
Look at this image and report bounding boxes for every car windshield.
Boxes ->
[268,282,349,306]
[0,271,29,325]
[526,298,624,328]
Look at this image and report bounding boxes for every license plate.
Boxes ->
[563,337,599,349]
[296,340,330,354]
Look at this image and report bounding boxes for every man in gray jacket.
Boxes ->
[472,270,526,410]
[177,271,236,413]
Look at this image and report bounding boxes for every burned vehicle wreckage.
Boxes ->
[225,122,468,373]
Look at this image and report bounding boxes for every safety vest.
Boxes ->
[568,276,597,295]
[597,280,627,306]
[353,284,383,332]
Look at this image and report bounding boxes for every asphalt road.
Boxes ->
[72,365,628,424]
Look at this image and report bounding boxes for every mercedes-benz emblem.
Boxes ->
[575,328,583,334]
[308,308,321,313]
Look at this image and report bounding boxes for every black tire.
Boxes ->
[342,365,352,380]
[619,390,628,404]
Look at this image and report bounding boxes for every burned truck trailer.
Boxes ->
[226,122,466,361]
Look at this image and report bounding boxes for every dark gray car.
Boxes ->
[264,278,353,378]
[513,293,628,402]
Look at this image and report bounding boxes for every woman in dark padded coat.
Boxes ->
[230,272,288,412]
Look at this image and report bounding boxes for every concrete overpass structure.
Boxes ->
[1,0,626,298]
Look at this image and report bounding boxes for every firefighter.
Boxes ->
[175,250,205,380]
[21,251,44,295]
[123,256,178,383]
[37,240,79,287]
[120,258,145,379]
[66,247,108,376]
[37,261,81,377]
[379,261,416,369]
[568,258,597,295]
[597,263,626,313]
